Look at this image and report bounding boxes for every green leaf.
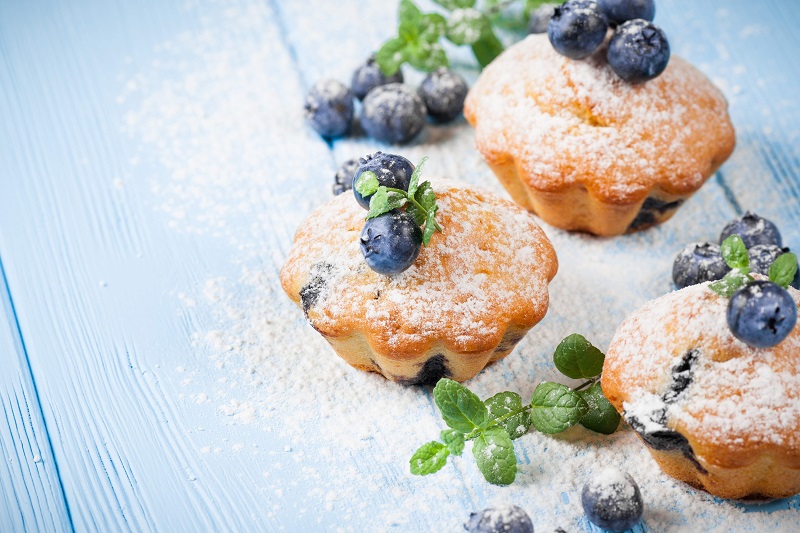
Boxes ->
[485,392,531,440]
[398,0,422,41]
[471,26,504,69]
[472,427,516,485]
[366,188,408,220]
[720,234,750,271]
[433,378,489,433]
[529,382,589,434]
[440,429,465,456]
[415,181,436,213]
[553,334,605,379]
[354,171,379,197]
[769,252,798,289]
[577,382,621,435]
[446,9,487,46]
[709,269,754,298]
[420,13,447,43]
[410,441,450,475]
[407,41,449,72]
[375,38,408,77]
[433,0,476,10]
[407,156,428,198]
[406,202,426,227]
[422,205,439,246]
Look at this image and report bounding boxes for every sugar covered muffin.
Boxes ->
[602,283,800,499]
[280,179,557,385]
[464,34,735,236]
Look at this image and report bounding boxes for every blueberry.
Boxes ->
[720,211,783,248]
[597,0,655,26]
[351,152,415,209]
[361,83,427,144]
[303,79,354,138]
[727,280,797,348]
[351,55,404,101]
[333,158,360,196]
[548,0,609,60]
[607,19,670,83]
[672,242,731,289]
[749,244,800,290]
[464,504,534,533]
[360,211,422,276]
[418,68,469,123]
[528,3,558,34]
[581,467,644,532]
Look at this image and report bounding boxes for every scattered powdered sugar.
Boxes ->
[121,0,799,530]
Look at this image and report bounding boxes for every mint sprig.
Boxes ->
[710,235,755,297]
[769,252,798,289]
[355,156,443,246]
[409,334,619,485]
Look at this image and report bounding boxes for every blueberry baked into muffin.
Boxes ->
[464,31,735,236]
[602,282,800,499]
[281,153,557,385]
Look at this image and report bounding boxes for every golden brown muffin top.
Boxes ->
[465,34,735,204]
[603,282,800,469]
[280,179,558,359]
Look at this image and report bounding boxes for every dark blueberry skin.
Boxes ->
[360,83,427,144]
[727,281,797,348]
[351,55,404,101]
[598,0,655,26]
[464,505,534,533]
[581,468,644,533]
[418,68,469,123]
[672,242,731,289]
[303,79,354,138]
[528,3,558,34]
[748,244,789,276]
[548,0,609,60]
[360,211,422,276]
[333,158,360,196]
[607,19,670,83]
[720,211,783,248]
[351,152,415,209]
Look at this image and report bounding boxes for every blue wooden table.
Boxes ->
[2,0,799,531]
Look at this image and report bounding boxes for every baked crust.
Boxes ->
[464,34,736,236]
[602,283,800,499]
[280,179,558,384]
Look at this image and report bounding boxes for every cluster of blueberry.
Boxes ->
[673,212,799,348]
[350,152,427,276]
[466,467,643,532]
[538,0,670,83]
[304,56,468,144]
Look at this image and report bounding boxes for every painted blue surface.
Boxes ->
[1,0,799,531]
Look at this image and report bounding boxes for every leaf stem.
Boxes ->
[571,377,599,392]
[463,403,534,441]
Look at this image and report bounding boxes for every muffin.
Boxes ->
[464,34,735,236]
[280,179,558,385]
[602,283,800,499]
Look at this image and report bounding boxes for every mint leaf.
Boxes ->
[408,41,449,72]
[529,382,589,434]
[407,156,429,198]
[472,427,516,485]
[441,429,465,456]
[422,206,439,246]
[720,234,750,271]
[709,269,753,298]
[398,0,422,41]
[375,38,408,76]
[406,202,426,227]
[433,378,489,433]
[366,188,407,220]
[769,252,798,289]
[485,392,531,440]
[471,26,504,68]
[420,13,447,43]
[433,0,476,10]
[446,9,487,46]
[415,181,436,213]
[410,441,450,475]
[553,334,605,379]
[355,170,379,197]
[577,382,621,435]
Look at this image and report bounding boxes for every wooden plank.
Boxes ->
[0,259,72,532]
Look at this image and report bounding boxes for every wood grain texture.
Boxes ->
[0,0,799,531]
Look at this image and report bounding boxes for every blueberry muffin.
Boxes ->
[464,34,735,236]
[280,180,558,385]
[602,283,800,499]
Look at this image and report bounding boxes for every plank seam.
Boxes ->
[0,256,76,533]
